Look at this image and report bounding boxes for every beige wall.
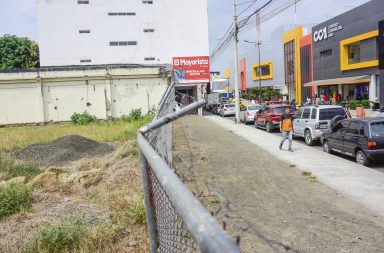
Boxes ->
[0,67,169,125]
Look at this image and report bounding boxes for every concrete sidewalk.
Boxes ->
[204,114,384,218]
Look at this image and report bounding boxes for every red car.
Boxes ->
[254,105,293,132]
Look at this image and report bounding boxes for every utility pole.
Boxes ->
[233,0,241,124]
[257,41,262,102]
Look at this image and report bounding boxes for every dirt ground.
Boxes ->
[0,137,148,253]
[173,115,384,253]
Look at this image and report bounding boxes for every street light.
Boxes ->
[244,40,262,102]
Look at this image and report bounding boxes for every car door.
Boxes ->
[343,121,361,156]
[329,120,349,152]
[293,108,304,136]
[300,108,311,136]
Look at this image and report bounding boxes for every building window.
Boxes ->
[252,62,273,80]
[144,57,155,61]
[79,30,90,34]
[143,29,155,33]
[142,0,153,4]
[108,12,136,16]
[284,40,295,85]
[320,49,332,58]
[78,0,89,4]
[109,41,137,46]
[80,59,92,63]
[347,42,361,64]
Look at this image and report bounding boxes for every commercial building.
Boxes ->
[37,0,209,67]
[307,0,384,104]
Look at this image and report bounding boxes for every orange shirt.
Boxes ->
[280,114,293,132]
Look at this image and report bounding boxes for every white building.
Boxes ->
[37,0,209,67]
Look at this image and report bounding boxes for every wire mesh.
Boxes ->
[143,83,199,252]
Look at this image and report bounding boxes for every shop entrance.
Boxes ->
[175,86,197,108]
[343,83,369,100]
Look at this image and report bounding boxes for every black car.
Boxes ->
[322,118,384,166]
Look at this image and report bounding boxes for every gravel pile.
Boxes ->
[16,135,114,166]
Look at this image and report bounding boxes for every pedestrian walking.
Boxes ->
[279,107,293,152]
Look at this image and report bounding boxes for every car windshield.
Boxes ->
[226,104,235,108]
[319,108,346,120]
[370,122,384,138]
[273,107,288,114]
[248,105,261,110]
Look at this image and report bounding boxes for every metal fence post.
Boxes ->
[139,149,158,252]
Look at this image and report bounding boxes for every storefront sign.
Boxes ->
[173,56,210,84]
[313,22,343,42]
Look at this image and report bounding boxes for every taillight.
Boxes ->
[246,112,250,116]
[368,141,376,150]
[315,123,320,130]
[224,108,227,111]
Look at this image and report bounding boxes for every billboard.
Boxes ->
[173,56,210,84]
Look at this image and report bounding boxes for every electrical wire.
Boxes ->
[210,0,303,63]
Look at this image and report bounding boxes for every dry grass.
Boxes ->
[0,116,153,153]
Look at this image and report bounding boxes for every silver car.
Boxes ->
[293,105,348,146]
[240,104,262,124]
[219,103,236,117]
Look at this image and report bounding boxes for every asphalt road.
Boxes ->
[207,111,384,173]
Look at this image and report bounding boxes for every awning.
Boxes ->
[303,75,370,87]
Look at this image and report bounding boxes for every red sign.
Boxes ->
[173,56,210,84]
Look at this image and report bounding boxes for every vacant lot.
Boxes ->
[0,118,151,252]
[173,115,384,253]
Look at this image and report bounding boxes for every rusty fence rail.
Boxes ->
[137,84,241,253]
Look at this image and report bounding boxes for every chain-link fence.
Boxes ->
[138,82,241,253]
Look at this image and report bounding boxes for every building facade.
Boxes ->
[37,0,209,67]
[310,0,383,103]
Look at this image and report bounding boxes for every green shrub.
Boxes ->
[121,108,143,122]
[28,220,85,253]
[70,112,97,125]
[0,184,32,220]
[348,100,370,110]
[0,156,40,181]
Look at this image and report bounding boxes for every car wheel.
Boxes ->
[323,140,331,154]
[356,150,370,166]
[266,122,272,133]
[305,130,314,146]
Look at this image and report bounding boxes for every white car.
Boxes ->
[219,103,236,117]
[240,104,262,124]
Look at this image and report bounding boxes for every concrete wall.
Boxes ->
[0,66,170,125]
[37,0,209,67]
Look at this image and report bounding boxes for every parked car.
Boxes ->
[254,105,292,132]
[219,103,236,117]
[322,118,384,166]
[293,105,349,146]
[240,104,262,124]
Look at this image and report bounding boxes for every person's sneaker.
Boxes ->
[288,148,293,152]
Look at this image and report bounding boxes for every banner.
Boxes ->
[173,56,210,84]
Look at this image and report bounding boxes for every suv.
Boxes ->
[293,105,349,146]
[322,118,384,166]
[254,105,293,132]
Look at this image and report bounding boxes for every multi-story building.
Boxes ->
[308,0,384,104]
[37,0,209,67]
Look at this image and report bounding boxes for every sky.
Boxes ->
[0,0,372,73]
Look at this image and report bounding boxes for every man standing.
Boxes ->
[279,107,293,152]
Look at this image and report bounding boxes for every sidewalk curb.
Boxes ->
[204,115,384,218]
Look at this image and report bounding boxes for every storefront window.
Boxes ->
[347,42,361,64]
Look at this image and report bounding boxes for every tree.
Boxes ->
[0,35,40,70]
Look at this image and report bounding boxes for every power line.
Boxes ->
[238,0,258,17]
[210,0,303,62]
